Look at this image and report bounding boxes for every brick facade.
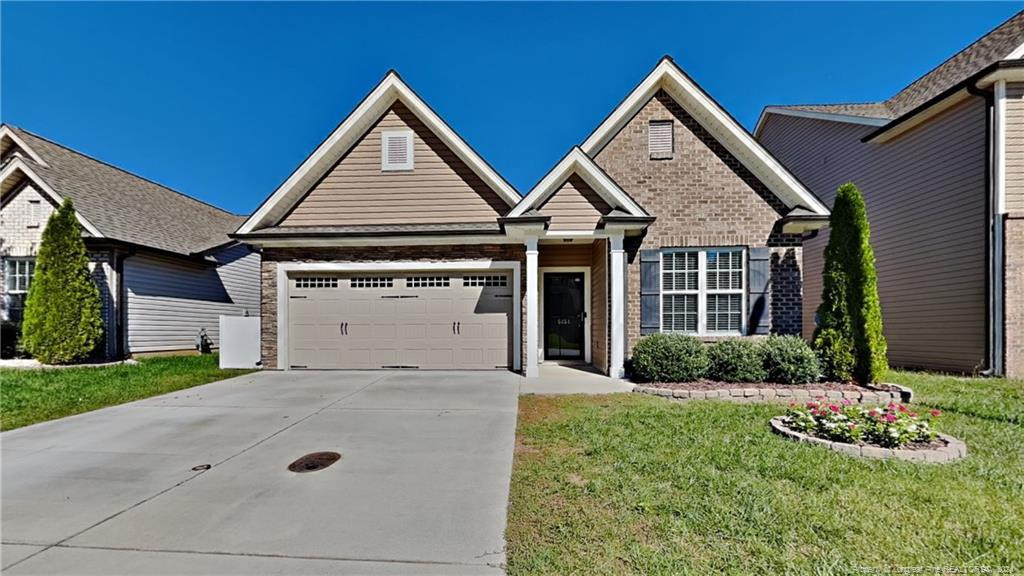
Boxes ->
[260,245,526,369]
[593,90,804,353]
[1005,214,1024,378]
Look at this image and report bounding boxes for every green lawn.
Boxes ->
[0,354,255,431]
[508,371,1024,575]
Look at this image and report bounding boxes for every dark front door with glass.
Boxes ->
[543,273,585,360]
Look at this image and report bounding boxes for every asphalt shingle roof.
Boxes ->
[7,126,243,255]
[774,10,1024,122]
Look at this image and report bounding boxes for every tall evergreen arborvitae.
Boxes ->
[21,199,104,364]
[812,183,888,384]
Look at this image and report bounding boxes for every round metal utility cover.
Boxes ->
[288,452,341,473]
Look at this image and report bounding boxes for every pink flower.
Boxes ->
[806,402,817,409]
[885,413,897,423]
[828,404,840,413]
[909,412,918,418]
[930,409,941,417]
[868,410,879,418]
[841,398,852,406]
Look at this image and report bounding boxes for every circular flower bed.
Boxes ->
[771,400,966,462]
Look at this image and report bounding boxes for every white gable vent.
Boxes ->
[649,120,673,159]
[381,130,414,171]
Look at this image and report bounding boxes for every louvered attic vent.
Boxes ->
[382,130,414,171]
[648,120,673,159]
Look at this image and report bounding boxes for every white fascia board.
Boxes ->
[0,126,49,167]
[1005,42,1024,60]
[241,234,517,248]
[753,107,889,137]
[581,59,830,216]
[509,148,647,218]
[975,65,1024,89]
[0,158,103,237]
[238,72,519,234]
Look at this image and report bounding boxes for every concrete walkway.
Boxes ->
[2,371,518,575]
[519,363,634,395]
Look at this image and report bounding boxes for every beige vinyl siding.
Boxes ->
[280,102,508,226]
[125,244,261,353]
[1006,83,1024,213]
[536,175,611,231]
[759,97,988,372]
[538,243,593,267]
[590,239,609,374]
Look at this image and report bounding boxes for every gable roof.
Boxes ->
[581,57,830,217]
[756,10,1024,135]
[508,147,650,221]
[237,71,520,235]
[0,125,243,255]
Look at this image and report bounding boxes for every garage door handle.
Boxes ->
[340,322,348,335]
[452,321,456,335]
[457,321,461,334]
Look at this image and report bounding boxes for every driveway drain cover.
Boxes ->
[288,452,341,473]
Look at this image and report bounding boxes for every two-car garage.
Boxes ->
[286,270,515,370]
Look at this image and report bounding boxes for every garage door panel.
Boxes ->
[288,272,511,370]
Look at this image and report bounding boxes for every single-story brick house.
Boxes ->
[756,11,1024,377]
[234,57,830,377]
[0,125,260,358]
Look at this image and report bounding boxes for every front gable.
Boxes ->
[535,175,611,231]
[237,72,519,235]
[280,101,510,226]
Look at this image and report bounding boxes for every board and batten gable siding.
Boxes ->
[1006,83,1024,213]
[536,175,611,231]
[592,90,803,353]
[279,101,509,227]
[758,97,988,372]
[124,243,260,353]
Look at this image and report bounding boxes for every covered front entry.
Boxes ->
[286,270,514,370]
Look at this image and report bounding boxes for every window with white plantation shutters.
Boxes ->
[649,120,673,159]
[381,130,414,171]
[661,248,745,335]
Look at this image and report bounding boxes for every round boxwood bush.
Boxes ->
[631,333,709,382]
[761,335,820,385]
[707,339,766,383]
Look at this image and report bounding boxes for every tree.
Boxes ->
[812,183,888,384]
[21,199,104,364]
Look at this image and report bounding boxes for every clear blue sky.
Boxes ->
[1,2,1019,215]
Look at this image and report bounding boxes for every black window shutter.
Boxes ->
[640,249,661,335]
[747,247,771,335]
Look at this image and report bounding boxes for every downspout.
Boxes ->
[967,81,1002,377]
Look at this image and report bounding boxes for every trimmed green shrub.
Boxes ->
[813,327,855,382]
[707,339,766,383]
[21,199,104,364]
[761,335,820,385]
[631,333,709,382]
[813,182,888,384]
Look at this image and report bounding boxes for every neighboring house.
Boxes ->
[0,125,260,358]
[756,11,1024,377]
[234,58,829,377]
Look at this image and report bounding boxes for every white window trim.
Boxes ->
[4,258,35,294]
[381,129,414,171]
[659,248,746,336]
[277,260,520,372]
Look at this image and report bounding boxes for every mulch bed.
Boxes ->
[638,380,901,394]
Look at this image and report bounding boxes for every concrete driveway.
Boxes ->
[1,370,519,575]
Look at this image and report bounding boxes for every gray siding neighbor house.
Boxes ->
[233,59,829,377]
[756,11,1024,378]
[0,125,260,359]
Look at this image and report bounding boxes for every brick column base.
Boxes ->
[1005,215,1024,378]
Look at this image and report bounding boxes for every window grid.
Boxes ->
[463,275,508,287]
[4,259,35,293]
[350,277,394,289]
[295,277,338,289]
[660,248,745,336]
[407,276,450,288]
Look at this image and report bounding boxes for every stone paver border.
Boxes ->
[769,417,967,462]
[634,383,912,405]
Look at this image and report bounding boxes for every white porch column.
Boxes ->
[609,231,626,379]
[525,235,540,378]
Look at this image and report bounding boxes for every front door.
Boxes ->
[543,273,585,360]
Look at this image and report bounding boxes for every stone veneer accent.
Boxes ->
[633,384,911,405]
[770,417,967,463]
[1005,214,1024,378]
[592,90,804,354]
[260,245,526,370]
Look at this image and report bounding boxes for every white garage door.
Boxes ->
[288,272,512,370]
